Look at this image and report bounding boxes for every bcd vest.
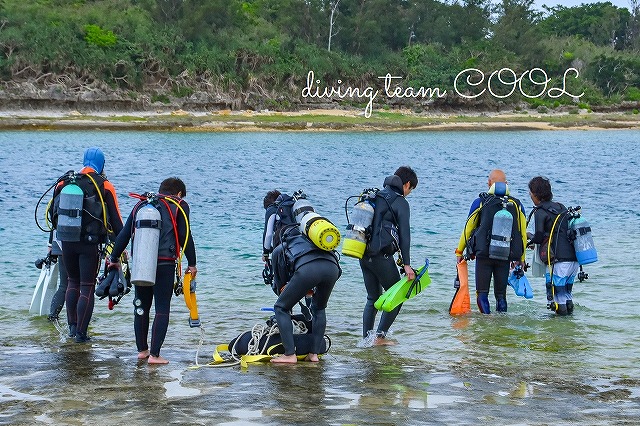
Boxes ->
[272,194,299,248]
[471,194,523,261]
[535,201,577,263]
[157,197,181,261]
[271,230,339,295]
[55,173,108,244]
[282,231,338,271]
[366,189,400,256]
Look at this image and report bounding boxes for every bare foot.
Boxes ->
[137,350,150,360]
[270,354,298,364]
[373,337,396,346]
[148,355,169,365]
[305,354,320,362]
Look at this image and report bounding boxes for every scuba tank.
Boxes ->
[291,191,341,251]
[488,198,513,261]
[342,189,376,259]
[56,178,84,242]
[568,207,597,265]
[131,202,162,286]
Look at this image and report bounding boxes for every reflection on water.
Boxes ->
[1,130,640,425]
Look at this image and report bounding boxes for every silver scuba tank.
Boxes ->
[56,182,84,242]
[489,200,513,261]
[131,203,161,286]
[342,195,375,259]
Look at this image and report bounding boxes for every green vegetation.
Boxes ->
[0,0,638,110]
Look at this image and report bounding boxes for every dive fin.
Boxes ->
[508,268,534,299]
[449,260,471,315]
[109,269,125,297]
[96,269,118,298]
[374,258,431,313]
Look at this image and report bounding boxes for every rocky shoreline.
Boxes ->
[1,105,639,132]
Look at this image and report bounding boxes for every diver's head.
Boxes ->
[83,147,105,174]
[528,176,552,204]
[159,177,187,197]
[264,190,282,209]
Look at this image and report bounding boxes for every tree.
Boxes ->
[540,2,631,50]
[328,0,340,51]
[491,0,546,66]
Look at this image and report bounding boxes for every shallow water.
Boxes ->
[1,130,639,425]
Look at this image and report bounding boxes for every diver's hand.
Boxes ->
[186,265,197,279]
[107,258,120,270]
[404,265,415,281]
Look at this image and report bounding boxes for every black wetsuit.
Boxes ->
[111,197,196,357]
[48,236,68,320]
[272,232,341,356]
[359,175,411,338]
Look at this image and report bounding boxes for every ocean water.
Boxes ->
[0,129,639,425]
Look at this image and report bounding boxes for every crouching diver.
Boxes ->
[108,177,197,365]
[528,176,582,315]
[267,191,341,364]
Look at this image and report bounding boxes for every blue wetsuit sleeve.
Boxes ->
[110,212,133,260]
[468,198,481,217]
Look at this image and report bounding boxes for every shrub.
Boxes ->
[84,24,117,47]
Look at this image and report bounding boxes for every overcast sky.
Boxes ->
[532,0,634,10]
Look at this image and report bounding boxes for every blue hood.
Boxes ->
[83,147,105,174]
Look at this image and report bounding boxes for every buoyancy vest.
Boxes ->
[534,201,577,263]
[271,194,299,248]
[157,196,182,261]
[366,184,401,256]
[282,231,339,271]
[471,193,524,261]
[270,229,340,295]
[54,172,108,244]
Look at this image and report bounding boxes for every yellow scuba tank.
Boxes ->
[292,191,341,251]
[56,179,84,242]
[131,201,161,286]
[342,189,376,259]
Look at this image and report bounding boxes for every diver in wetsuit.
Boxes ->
[359,166,417,346]
[455,169,527,314]
[267,191,341,364]
[109,177,197,364]
[52,147,123,342]
[528,176,579,315]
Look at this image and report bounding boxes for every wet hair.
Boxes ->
[528,176,552,202]
[159,177,187,197]
[263,190,281,209]
[394,166,418,189]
